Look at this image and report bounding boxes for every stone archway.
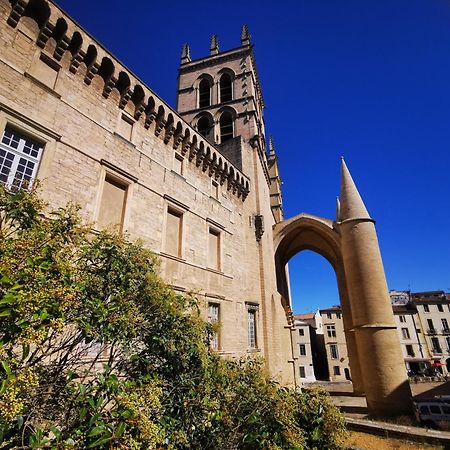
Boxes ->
[271,159,413,417]
[273,213,364,394]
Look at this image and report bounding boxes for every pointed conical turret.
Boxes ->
[339,157,371,221]
[210,34,219,55]
[241,24,251,46]
[181,43,191,64]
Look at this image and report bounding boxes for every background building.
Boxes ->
[292,315,317,385]
[411,291,450,375]
[320,307,351,382]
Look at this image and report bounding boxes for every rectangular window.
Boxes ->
[299,329,304,337]
[173,153,183,175]
[165,208,183,257]
[442,318,449,331]
[438,304,444,313]
[401,328,410,339]
[431,337,441,353]
[117,114,134,141]
[0,127,43,191]
[299,366,306,378]
[333,366,341,375]
[336,313,341,319]
[97,176,128,233]
[299,344,307,356]
[207,303,220,350]
[208,228,220,271]
[326,313,332,319]
[424,304,430,313]
[247,307,257,349]
[446,337,450,350]
[399,315,406,323]
[427,319,435,333]
[326,324,336,338]
[406,344,414,357]
[330,344,339,360]
[211,179,219,200]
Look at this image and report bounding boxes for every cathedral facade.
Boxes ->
[0,0,294,384]
[0,0,416,416]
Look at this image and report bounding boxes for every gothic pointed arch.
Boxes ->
[218,69,234,103]
[196,74,214,108]
[195,111,214,141]
[217,107,236,143]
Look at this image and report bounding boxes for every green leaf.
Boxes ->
[1,361,11,375]
[0,379,7,395]
[88,425,105,437]
[22,343,30,360]
[115,421,126,437]
[0,309,12,317]
[87,433,112,448]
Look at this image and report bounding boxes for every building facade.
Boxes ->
[412,291,450,375]
[320,307,351,382]
[292,315,316,385]
[0,0,294,383]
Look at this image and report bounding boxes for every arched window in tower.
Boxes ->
[197,115,213,140]
[199,78,211,108]
[220,111,233,143]
[219,73,233,103]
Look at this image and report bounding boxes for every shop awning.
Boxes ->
[431,361,446,367]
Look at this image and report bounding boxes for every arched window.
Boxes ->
[220,111,233,143]
[220,73,232,103]
[198,115,213,140]
[199,79,211,108]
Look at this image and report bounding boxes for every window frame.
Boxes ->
[207,302,220,350]
[330,343,339,360]
[0,126,44,191]
[207,226,221,271]
[246,303,259,350]
[299,343,307,356]
[219,72,233,103]
[299,366,306,378]
[219,110,234,143]
[173,152,184,176]
[198,78,212,108]
[326,324,336,338]
[401,327,410,339]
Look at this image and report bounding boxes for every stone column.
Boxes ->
[336,268,365,395]
[339,159,412,416]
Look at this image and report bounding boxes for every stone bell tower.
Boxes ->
[176,25,268,178]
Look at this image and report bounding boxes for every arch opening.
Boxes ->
[198,78,211,108]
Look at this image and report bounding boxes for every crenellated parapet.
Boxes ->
[3,0,250,199]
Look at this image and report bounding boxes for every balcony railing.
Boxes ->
[432,348,443,355]
[442,328,450,335]
[427,328,438,335]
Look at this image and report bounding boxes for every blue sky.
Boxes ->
[56,0,450,314]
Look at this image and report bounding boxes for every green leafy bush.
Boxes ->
[0,186,346,449]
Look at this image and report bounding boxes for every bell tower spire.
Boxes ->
[210,34,219,55]
[241,24,251,46]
